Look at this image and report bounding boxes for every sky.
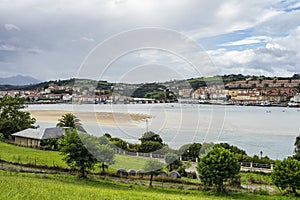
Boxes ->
[0,0,300,83]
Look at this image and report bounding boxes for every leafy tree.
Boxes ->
[56,113,84,131]
[165,153,179,171]
[214,143,247,155]
[138,141,163,153]
[294,135,300,161]
[144,159,164,187]
[199,142,214,155]
[178,144,190,155]
[138,131,164,153]
[80,134,115,173]
[109,137,129,150]
[96,144,115,173]
[272,157,300,195]
[197,147,240,192]
[178,143,202,161]
[40,137,61,150]
[60,130,98,178]
[140,131,163,145]
[0,94,36,139]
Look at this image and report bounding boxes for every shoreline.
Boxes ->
[24,102,299,108]
[28,110,151,127]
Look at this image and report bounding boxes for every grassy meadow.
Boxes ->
[1,141,298,199]
[0,141,148,171]
[0,171,298,200]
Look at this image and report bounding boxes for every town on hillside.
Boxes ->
[1,75,300,107]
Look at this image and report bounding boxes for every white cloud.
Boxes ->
[4,23,20,31]
[220,36,270,47]
[0,0,299,80]
[208,26,300,76]
[0,44,17,51]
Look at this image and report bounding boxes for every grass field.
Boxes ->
[0,141,68,168]
[1,141,298,199]
[0,171,297,200]
[0,141,148,171]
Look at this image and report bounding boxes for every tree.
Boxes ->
[60,130,97,178]
[138,141,163,153]
[165,153,179,171]
[57,113,84,131]
[144,159,164,187]
[138,131,164,153]
[140,131,163,144]
[272,157,300,195]
[199,142,214,155]
[178,143,202,161]
[294,135,300,161]
[197,147,240,192]
[0,94,36,139]
[96,144,115,173]
[214,143,247,155]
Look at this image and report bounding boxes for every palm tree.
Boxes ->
[57,113,85,132]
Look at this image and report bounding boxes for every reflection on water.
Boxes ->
[28,104,300,159]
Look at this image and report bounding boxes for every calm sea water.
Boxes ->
[27,103,300,160]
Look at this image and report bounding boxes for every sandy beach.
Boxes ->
[28,110,151,126]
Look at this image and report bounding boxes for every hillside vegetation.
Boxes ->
[0,141,148,171]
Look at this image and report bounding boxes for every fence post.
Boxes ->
[196,158,198,162]
[150,153,152,158]
[270,164,274,170]
[179,156,182,161]
[136,152,139,157]
[250,162,253,168]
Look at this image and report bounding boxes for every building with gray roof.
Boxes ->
[12,127,66,147]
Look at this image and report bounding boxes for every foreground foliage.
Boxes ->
[60,130,98,178]
[197,147,240,192]
[294,135,300,161]
[0,94,36,139]
[271,157,300,195]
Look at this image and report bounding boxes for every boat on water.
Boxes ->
[288,102,299,107]
[259,101,271,106]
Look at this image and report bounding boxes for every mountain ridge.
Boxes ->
[0,75,41,86]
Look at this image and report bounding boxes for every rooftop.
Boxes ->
[12,127,66,140]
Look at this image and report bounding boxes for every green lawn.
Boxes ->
[0,141,67,168]
[113,154,149,170]
[1,141,299,199]
[0,141,148,171]
[0,171,297,200]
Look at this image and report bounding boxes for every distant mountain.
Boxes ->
[0,75,41,86]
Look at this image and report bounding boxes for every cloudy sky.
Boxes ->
[0,0,300,82]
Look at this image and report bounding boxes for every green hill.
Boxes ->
[0,141,148,171]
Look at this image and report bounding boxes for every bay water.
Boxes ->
[27,103,300,160]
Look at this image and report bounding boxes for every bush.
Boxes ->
[197,147,240,192]
[253,188,269,195]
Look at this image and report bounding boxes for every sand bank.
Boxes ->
[28,110,151,126]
